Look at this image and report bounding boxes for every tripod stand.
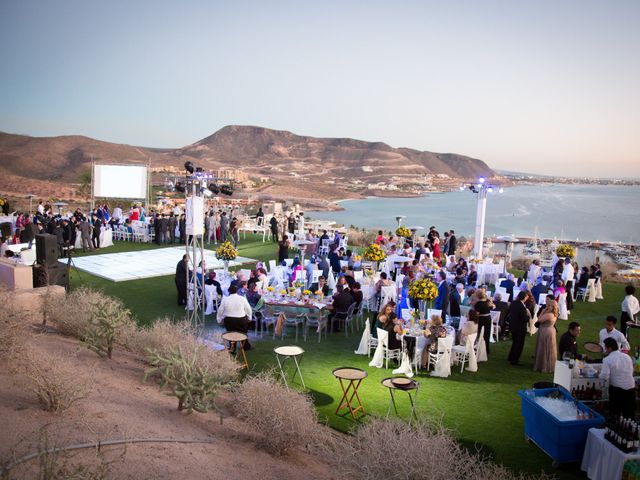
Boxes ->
[64,245,82,285]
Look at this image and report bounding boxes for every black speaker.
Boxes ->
[0,222,11,239]
[33,264,69,289]
[36,233,58,267]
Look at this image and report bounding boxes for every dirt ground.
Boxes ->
[0,331,334,479]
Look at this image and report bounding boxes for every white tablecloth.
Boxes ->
[74,228,113,249]
[581,428,640,480]
[6,242,36,265]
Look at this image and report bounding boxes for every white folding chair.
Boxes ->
[380,285,396,306]
[489,311,501,343]
[427,309,442,320]
[586,278,597,302]
[427,336,454,376]
[369,328,401,369]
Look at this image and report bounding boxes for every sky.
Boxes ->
[0,0,639,178]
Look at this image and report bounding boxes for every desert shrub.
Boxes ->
[0,287,26,368]
[81,296,134,359]
[323,418,551,480]
[48,287,101,338]
[346,227,378,248]
[24,350,90,413]
[233,372,324,455]
[143,344,238,413]
[119,317,193,357]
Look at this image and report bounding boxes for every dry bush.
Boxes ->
[511,257,531,273]
[233,372,326,455]
[119,317,193,357]
[48,286,101,338]
[0,287,26,369]
[24,349,90,412]
[346,227,378,248]
[81,295,134,359]
[323,418,551,480]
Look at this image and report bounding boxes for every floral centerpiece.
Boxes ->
[408,278,438,317]
[556,244,575,258]
[215,241,238,272]
[302,289,311,299]
[395,226,411,239]
[363,243,386,265]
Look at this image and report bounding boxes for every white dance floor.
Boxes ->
[61,246,256,282]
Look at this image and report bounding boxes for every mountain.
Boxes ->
[0,126,495,204]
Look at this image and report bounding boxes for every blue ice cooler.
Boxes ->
[518,387,604,464]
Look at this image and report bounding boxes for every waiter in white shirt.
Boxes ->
[600,337,636,418]
[217,285,253,347]
[621,284,640,337]
[599,315,630,352]
[560,258,574,311]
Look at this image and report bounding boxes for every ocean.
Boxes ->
[308,184,640,244]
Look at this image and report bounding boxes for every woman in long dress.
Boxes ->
[534,299,558,373]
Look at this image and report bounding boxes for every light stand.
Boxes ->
[460,178,503,260]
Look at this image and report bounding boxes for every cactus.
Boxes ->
[143,346,230,414]
[82,296,134,359]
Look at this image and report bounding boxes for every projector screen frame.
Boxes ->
[90,158,151,211]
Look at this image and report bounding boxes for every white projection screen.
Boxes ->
[93,165,148,199]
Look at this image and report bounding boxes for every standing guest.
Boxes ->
[528,259,542,283]
[169,213,177,244]
[448,230,457,256]
[175,254,188,306]
[154,214,162,245]
[448,283,463,329]
[277,234,290,264]
[599,315,630,351]
[255,207,264,226]
[270,214,279,243]
[230,217,239,247]
[219,212,228,243]
[287,213,296,235]
[534,299,558,373]
[442,231,450,257]
[620,285,640,336]
[179,214,186,244]
[432,236,441,264]
[217,285,253,348]
[91,215,101,250]
[559,321,582,360]
[561,257,575,311]
[473,289,494,355]
[375,230,385,245]
[492,292,510,338]
[79,217,92,251]
[434,270,449,322]
[600,337,636,418]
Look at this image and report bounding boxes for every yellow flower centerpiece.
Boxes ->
[556,244,575,258]
[395,226,411,239]
[408,278,438,317]
[363,243,386,263]
[215,241,238,272]
[303,290,311,296]
[267,286,275,292]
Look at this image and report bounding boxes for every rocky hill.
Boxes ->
[0,126,495,204]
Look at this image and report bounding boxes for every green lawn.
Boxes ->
[68,236,634,478]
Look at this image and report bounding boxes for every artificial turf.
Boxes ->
[68,236,634,479]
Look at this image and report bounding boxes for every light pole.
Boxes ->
[460,177,503,260]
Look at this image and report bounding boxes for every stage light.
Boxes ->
[165,180,175,192]
[195,167,204,173]
[201,187,212,197]
[487,187,494,193]
[499,187,504,194]
[184,161,194,174]
[220,185,234,196]
[476,184,482,189]
[459,185,465,191]
[479,176,485,184]
[175,181,185,193]
[209,184,220,195]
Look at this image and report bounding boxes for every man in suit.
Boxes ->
[154,214,162,245]
[169,213,177,244]
[434,270,449,321]
[466,264,478,286]
[507,291,531,365]
[175,254,188,306]
[219,212,228,243]
[269,214,279,243]
[448,230,457,256]
[531,276,550,304]
[79,217,92,251]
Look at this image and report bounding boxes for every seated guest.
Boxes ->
[445,255,457,272]
[500,274,516,301]
[553,279,566,301]
[559,321,582,360]
[527,259,542,283]
[453,267,466,286]
[467,264,478,286]
[335,275,349,294]
[531,276,550,304]
[217,285,253,348]
[246,282,263,310]
[350,282,363,309]
[375,302,401,350]
[311,276,329,296]
[331,288,354,331]
[600,337,636,418]
[492,292,510,339]
[462,287,476,306]
[421,315,448,366]
[448,283,463,329]
[460,310,479,346]
[576,266,590,290]
[401,243,413,258]
[204,272,223,297]
[599,315,630,351]
[375,230,385,245]
[415,243,429,262]
[375,272,392,293]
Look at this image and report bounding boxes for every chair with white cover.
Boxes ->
[426,309,442,320]
[339,235,348,250]
[204,284,219,315]
[558,293,568,320]
[353,270,364,281]
[401,309,413,321]
[595,279,604,300]
[427,336,454,378]
[318,238,330,256]
[586,278,597,302]
[355,318,371,355]
[339,260,349,269]
[327,272,337,292]
[369,328,401,369]
[489,311,501,343]
[380,285,397,306]
[476,326,488,362]
[452,333,478,373]
[268,259,277,273]
[495,286,508,301]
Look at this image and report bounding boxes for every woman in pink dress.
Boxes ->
[433,236,441,264]
[534,299,558,373]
